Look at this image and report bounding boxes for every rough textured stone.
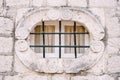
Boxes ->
[16,8,32,23]
[5,74,51,80]
[108,38,120,49]
[52,74,70,80]
[119,77,120,80]
[23,74,51,80]
[107,56,120,73]
[5,75,22,80]
[71,75,114,80]
[68,0,87,7]
[0,7,7,16]
[0,17,13,36]
[87,53,107,75]
[6,0,29,7]
[47,0,66,6]
[89,0,117,7]
[0,37,13,53]
[0,76,2,80]
[6,8,17,19]
[89,8,105,27]
[0,0,120,79]
[105,9,120,38]
[32,0,45,6]
[106,45,119,55]
[0,56,13,72]
[0,0,3,7]
[14,55,31,73]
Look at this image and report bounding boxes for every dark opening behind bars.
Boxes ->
[30,21,90,58]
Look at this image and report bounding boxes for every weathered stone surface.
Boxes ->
[0,0,2,7]
[105,9,120,38]
[0,37,13,53]
[0,17,13,36]
[6,8,17,19]
[52,74,70,80]
[32,0,45,6]
[5,75,22,80]
[0,56,13,72]
[6,0,29,7]
[16,8,33,23]
[0,7,7,16]
[47,0,66,6]
[89,8,105,27]
[0,76,2,80]
[5,74,51,80]
[87,53,107,75]
[119,77,120,80]
[106,45,119,55]
[41,58,63,73]
[107,56,120,73]
[68,0,87,7]
[108,38,120,49]
[89,0,117,8]
[23,74,51,80]
[14,55,31,73]
[71,75,114,80]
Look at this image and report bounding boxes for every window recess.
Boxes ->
[29,20,90,58]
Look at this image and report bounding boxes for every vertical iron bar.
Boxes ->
[74,21,77,58]
[59,21,61,58]
[42,21,45,58]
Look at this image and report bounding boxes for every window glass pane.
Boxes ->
[45,26,55,53]
[64,26,74,53]
[76,26,85,53]
[35,25,43,53]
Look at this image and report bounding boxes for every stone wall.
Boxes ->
[0,0,120,80]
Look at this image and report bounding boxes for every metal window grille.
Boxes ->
[30,21,90,58]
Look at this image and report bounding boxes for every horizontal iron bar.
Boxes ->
[30,45,90,48]
[30,32,89,34]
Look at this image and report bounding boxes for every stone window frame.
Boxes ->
[15,7,105,73]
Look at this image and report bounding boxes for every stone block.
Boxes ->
[0,56,13,72]
[105,9,120,38]
[52,74,70,80]
[0,17,13,36]
[0,37,13,53]
[6,0,29,7]
[107,56,120,73]
[47,0,66,6]
[71,75,114,80]
[68,0,87,7]
[89,0,117,8]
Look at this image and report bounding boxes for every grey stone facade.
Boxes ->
[0,0,120,80]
